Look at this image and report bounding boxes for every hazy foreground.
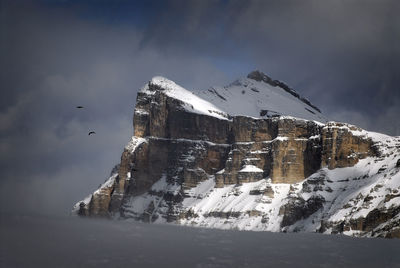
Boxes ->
[1,214,399,268]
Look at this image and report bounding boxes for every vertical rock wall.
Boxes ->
[321,122,374,169]
[83,85,377,217]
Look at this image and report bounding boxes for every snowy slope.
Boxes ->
[117,131,400,237]
[141,76,229,120]
[178,129,400,236]
[142,73,326,122]
[196,74,327,122]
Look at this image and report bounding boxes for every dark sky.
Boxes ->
[1,0,399,216]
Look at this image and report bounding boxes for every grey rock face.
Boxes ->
[280,195,325,227]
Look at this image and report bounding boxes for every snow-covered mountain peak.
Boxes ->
[140,76,229,120]
[140,72,326,123]
[196,71,327,122]
[247,70,321,112]
[141,76,182,93]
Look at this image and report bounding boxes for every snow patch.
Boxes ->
[239,165,263,173]
[125,137,147,152]
[94,173,118,195]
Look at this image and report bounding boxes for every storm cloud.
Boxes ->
[1,0,399,216]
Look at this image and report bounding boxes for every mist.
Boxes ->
[1,214,400,267]
[0,0,399,245]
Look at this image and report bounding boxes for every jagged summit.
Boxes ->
[247,70,321,113]
[196,71,327,122]
[139,74,326,123]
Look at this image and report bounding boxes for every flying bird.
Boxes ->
[88,131,96,136]
[76,106,84,109]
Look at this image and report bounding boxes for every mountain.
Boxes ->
[73,71,400,238]
[196,70,326,122]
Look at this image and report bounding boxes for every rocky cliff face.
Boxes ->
[73,73,400,238]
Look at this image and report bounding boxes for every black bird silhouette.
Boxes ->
[88,131,96,135]
[76,106,84,109]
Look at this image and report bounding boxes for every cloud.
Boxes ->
[0,1,232,215]
[131,0,400,133]
[1,0,399,216]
